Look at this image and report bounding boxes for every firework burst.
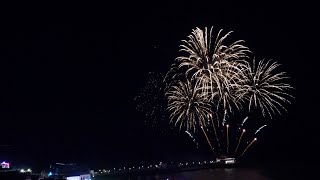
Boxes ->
[136,26,294,160]
[176,27,250,113]
[134,72,168,128]
[166,78,212,132]
[238,59,294,118]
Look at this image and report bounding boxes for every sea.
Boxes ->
[94,163,311,180]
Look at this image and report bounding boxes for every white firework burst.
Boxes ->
[176,26,250,113]
[144,26,295,158]
[239,59,294,118]
[166,78,212,132]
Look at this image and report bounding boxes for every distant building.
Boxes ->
[1,161,10,169]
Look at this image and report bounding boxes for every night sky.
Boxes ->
[0,1,317,169]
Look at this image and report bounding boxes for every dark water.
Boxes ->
[95,164,310,180]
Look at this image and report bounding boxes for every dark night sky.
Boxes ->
[0,1,318,169]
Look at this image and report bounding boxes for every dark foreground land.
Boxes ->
[0,170,38,180]
[0,161,313,180]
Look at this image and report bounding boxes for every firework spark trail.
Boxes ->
[222,109,227,127]
[185,131,199,148]
[255,125,267,134]
[226,124,229,153]
[201,126,215,153]
[239,138,257,157]
[241,116,248,127]
[235,129,246,154]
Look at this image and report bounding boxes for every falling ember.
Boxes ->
[235,129,246,154]
[239,138,257,158]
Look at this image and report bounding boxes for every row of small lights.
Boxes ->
[96,160,215,174]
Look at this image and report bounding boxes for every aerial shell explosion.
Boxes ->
[136,26,293,159]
